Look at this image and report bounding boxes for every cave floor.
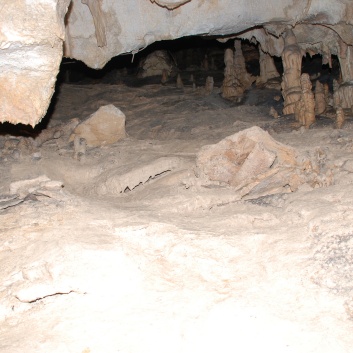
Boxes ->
[1,77,353,353]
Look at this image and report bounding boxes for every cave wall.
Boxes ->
[1,0,353,126]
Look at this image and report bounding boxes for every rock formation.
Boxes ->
[257,48,280,85]
[281,30,303,115]
[205,76,214,95]
[221,48,243,100]
[233,40,255,90]
[196,126,331,198]
[138,50,174,78]
[81,0,107,47]
[176,74,184,89]
[335,107,345,129]
[3,1,353,125]
[315,81,327,115]
[335,40,353,109]
[70,104,126,147]
[295,74,316,129]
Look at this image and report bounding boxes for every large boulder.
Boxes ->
[70,104,126,147]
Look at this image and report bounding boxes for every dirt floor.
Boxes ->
[1,70,353,353]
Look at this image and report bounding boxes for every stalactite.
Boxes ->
[81,0,107,47]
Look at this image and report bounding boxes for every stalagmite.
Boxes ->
[315,81,327,115]
[324,83,330,109]
[221,48,243,99]
[234,40,255,90]
[335,107,345,129]
[257,48,280,85]
[176,74,184,88]
[281,30,303,115]
[333,79,341,108]
[295,74,316,129]
[205,76,214,95]
[161,69,168,85]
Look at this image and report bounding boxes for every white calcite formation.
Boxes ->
[2,0,353,125]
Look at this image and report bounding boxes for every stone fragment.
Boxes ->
[195,126,329,198]
[95,157,185,196]
[71,105,126,147]
[9,175,63,198]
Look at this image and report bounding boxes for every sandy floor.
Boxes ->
[1,74,353,353]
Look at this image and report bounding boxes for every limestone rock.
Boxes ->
[281,30,302,115]
[71,105,126,147]
[269,107,279,119]
[335,107,345,129]
[138,50,175,78]
[221,48,244,100]
[0,0,71,126]
[176,74,184,89]
[195,126,328,198]
[4,0,353,126]
[256,48,280,85]
[196,127,300,198]
[294,74,316,129]
[205,76,214,95]
[9,175,64,198]
[233,40,256,90]
[315,81,327,115]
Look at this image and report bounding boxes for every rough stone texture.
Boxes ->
[295,74,316,129]
[138,50,175,78]
[195,126,331,198]
[0,0,71,126]
[257,48,280,85]
[315,81,327,115]
[64,0,353,69]
[70,104,126,147]
[233,40,255,90]
[335,106,345,129]
[281,30,302,115]
[221,48,243,100]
